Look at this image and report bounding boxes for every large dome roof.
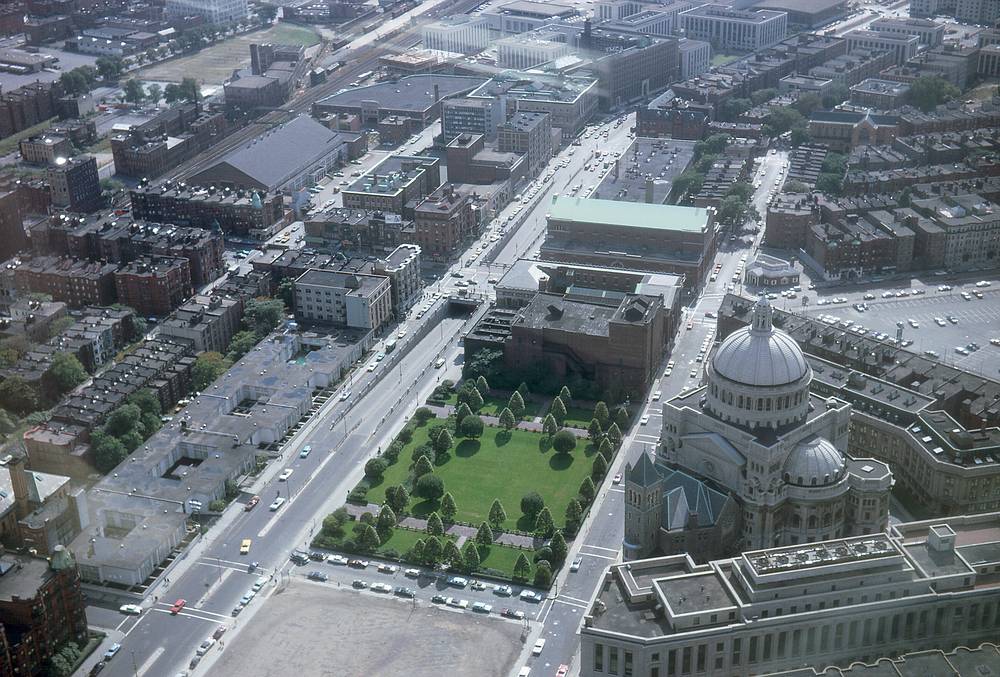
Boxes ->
[783,436,846,486]
[712,296,808,387]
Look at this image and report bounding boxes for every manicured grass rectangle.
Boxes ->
[438,391,544,420]
[368,419,595,532]
[562,405,597,429]
[476,543,529,576]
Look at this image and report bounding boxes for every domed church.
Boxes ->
[624,296,893,562]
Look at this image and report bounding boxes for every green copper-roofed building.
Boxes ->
[541,196,717,286]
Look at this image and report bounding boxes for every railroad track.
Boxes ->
[167,0,484,183]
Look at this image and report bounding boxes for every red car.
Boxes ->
[169,599,186,614]
[245,495,260,511]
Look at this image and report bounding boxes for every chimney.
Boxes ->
[8,453,31,520]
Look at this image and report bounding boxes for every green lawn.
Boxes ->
[711,52,741,66]
[367,419,595,531]
[476,543,529,576]
[264,23,322,47]
[562,405,597,429]
[439,390,544,420]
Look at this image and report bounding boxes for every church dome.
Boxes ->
[783,437,846,486]
[712,296,809,388]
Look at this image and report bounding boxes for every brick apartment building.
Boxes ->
[413,184,476,261]
[47,155,101,212]
[129,181,286,240]
[497,111,551,176]
[0,548,88,677]
[111,102,227,179]
[9,255,117,308]
[0,80,61,140]
[765,192,822,249]
[0,189,27,261]
[114,257,193,317]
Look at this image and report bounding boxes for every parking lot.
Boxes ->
[801,287,1000,376]
[208,581,526,677]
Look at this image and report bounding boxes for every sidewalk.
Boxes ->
[344,502,538,549]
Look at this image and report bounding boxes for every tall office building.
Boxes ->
[165,0,248,25]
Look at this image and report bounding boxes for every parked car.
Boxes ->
[404,568,421,578]
[395,587,416,598]
[328,555,349,565]
[447,576,468,588]
[348,559,369,569]
[570,559,582,572]
[103,643,122,660]
[244,495,260,511]
[307,571,328,582]
[472,602,493,613]
[501,608,525,620]
[532,639,546,655]
[195,638,216,657]
[494,585,513,597]
[278,468,293,481]
[352,580,368,589]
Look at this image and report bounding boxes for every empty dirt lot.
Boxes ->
[209,581,527,677]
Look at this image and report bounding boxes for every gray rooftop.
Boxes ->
[316,75,488,113]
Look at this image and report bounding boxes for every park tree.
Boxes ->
[606,423,622,448]
[906,75,960,112]
[579,476,596,504]
[192,351,230,390]
[587,418,603,442]
[95,56,123,80]
[384,485,409,513]
[322,508,349,537]
[489,499,507,531]
[533,560,553,587]
[0,376,38,416]
[411,443,434,465]
[105,403,141,438]
[423,536,443,565]
[225,330,258,362]
[467,386,484,411]
[550,396,567,425]
[750,87,777,105]
[123,78,144,103]
[433,428,453,455]
[376,505,396,536]
[93,432,127,473]
[416,473,445,501]
[444,540,463,569]
[475,522,494,545]
[364,457,386,481]
[598,437,614,461]
[565,498,583,533]
[520,492,544,519]
[549,531,567,563]
[454,402,472,430]
[415,406,434,424]
[717,195,747,226]
[427,511,444,536]
[406,539,425,564]
[164,83,181,103]
[614,406,629,429]
[499,407,516,430]
[178,77,201,102]
[513,552,531,581]
[45,352,87,394]
[559,385,572,402]
[593,401,610,428]
[440,493,457,522]
[244,298,285,336]
[459,415,484,438]
[534,506,555,538]
[476,375,489,393]
[356,524,381,553]
[552,429,577,455]
[592,454,608,480]
[463,541,480,572]
[517,382,530,398]
[508,391,525,419]
[717,97,751,121]
[128,389,161,417]
[413,455,433,478]
[542,414,558,436]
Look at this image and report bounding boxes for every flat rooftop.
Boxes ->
[594,138,695,206]
[547,195,712,233]
[315,75,488,113]
[656,571,736,615]
[0,554,50,602]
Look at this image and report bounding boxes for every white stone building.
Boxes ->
[640,296,892,559]
[679,4,788,52]
[422,15,492,55]
[165,0,247,25]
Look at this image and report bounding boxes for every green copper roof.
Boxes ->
[547,196,712,233]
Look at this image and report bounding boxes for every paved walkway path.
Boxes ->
[346,502,538,549]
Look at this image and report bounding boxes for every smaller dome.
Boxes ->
[783,437,845,487]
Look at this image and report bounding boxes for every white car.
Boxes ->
[532,639,546,655]
[640,415,649,425]
[328,555,349,565]
[119,604,143,615]
[652,391,661,401]
[339,390,351,401]
[269,497,286,511]
[371,583,393,593]
[196,638,216,656]
[404,568,421,578]
[278,469,293,481]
